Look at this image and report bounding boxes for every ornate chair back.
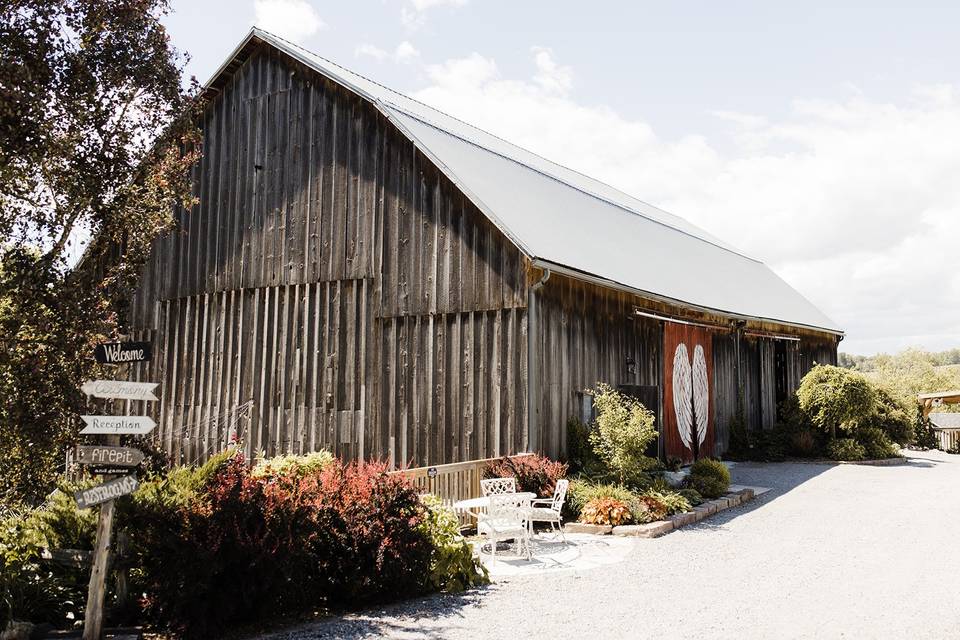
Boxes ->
[549,479,569,514]
[481,477,517,496]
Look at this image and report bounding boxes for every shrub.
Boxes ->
[580,497,631,526]
[913,410,939,450]
[565,417,598,473]
[826,438,866,461]
[0,490,94,629]
[642,489,692,516]
[417,495,488,593]
[686,458,730,499]
[483,454,567,498]
[251,450,334,479]
[855,427,900,459]
[677,488,703,506]
[565,480,635,521]
[863,389,914,446]
[798,365,877,438]
[629,494,669,523]
[789,429,819,457]
[589,383,658,484]
[128,455,436,638]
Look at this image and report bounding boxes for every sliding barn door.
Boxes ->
[663,322,715,463]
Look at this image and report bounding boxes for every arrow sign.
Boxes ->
[81,380,158,401]
[74,475,139,510]
[75,445,144,467]
[94,341,152,364]
[80,415,156,435]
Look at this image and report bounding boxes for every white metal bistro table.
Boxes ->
[452,491,537,515]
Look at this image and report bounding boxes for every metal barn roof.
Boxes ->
[212,29,842,334]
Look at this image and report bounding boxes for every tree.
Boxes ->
[589,383,658,486]
[797,365,876,440]
[0,0,201,508]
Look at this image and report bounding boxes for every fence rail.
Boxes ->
[390,453,533,524]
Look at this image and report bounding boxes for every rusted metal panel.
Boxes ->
[663,322,715,463]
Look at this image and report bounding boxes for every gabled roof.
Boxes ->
[929,413,960,429]
[208,28,842,335]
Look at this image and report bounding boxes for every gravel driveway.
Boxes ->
[254,450,960,639]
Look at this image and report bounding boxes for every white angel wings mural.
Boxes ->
[673,342,709,452]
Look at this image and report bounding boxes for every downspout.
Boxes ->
[527,267,551,453]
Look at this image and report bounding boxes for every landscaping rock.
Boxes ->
[668,511,698,527]
[613,521,674,538]
[565,523,612,535]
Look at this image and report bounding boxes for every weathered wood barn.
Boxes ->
[123,28,842,467]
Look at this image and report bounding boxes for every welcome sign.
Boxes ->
[94,341,152,364]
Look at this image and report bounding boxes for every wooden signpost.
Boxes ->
[80,341,156,640]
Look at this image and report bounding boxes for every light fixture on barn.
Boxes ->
[625,356,637,376]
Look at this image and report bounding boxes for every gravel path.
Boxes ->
[254,450,960,639]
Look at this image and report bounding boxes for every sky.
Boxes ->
[163,0,960,356]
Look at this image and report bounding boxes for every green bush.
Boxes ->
[677,488,703,506]
[418,495,488,593]
[0,482,97,629]
[589,383,659,484]
[686,458,730,499]
[798,365,877,438]
[854,427,900,459]
[862,388,914,446]
[251,450,334,479]
[913,410,939,450]
[826,438,866,461]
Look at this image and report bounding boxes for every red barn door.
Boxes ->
[663,322,714,463]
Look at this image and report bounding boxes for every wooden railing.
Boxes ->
[390,453,534,523]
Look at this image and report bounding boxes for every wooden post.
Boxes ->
[82,432,120,640]
[82,496,115,640]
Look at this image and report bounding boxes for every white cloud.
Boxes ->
[253,0,325,44]
[401,0,468,30]
[356,41,421,64]
[411,49,960,355]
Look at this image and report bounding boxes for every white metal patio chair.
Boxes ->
[527,478,569,540]
[480,477,516,496]
[476,493,531,561]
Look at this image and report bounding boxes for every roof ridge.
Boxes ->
[250,27,759,263]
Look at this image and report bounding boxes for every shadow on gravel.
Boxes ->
[250,588,490,640]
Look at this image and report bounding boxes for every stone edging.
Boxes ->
[786,456,909,466]
[565,487,762,539]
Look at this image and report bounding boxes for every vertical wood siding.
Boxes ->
[535,276,662,459]
[126,46,528,467]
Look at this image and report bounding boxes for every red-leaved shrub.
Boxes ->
[127,454,433,638]
[483,454,567,497]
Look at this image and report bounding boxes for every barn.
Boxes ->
[120,28,842,468]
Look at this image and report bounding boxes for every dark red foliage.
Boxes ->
[128,455,433,639]
[483,454,568,497]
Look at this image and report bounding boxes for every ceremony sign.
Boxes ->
[81,380,159,401]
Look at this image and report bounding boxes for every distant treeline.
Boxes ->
[840,348,960,372]
[837,348,960,410]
